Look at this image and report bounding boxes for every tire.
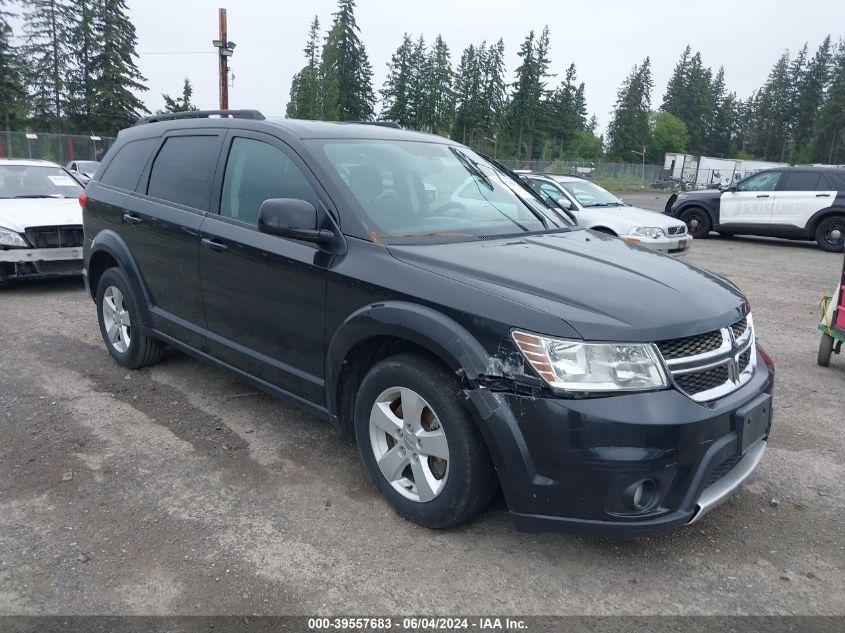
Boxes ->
[353,353,497,529]
[818,333,834,367]
[814,215,845,253]
[96,267,165,369]
[680,207,712,239]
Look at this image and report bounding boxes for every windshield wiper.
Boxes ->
[13,194,63,199]
[450,147,494,191]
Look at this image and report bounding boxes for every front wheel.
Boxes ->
[815,215,845,252]
[680,208,712,239]
[353,353,497,529]
[818,333,834,366]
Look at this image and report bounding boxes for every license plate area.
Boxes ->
[735,393,772,454]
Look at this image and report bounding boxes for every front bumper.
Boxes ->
[0,247,83,280]
[623,234,692,255]
[467,345,774,536]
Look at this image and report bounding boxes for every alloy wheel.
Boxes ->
[102,286,131,353]
[823,220,844,249]
[368,387,450,503]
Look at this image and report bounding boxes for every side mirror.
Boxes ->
[257,198,333,245]
[726,185,738,193]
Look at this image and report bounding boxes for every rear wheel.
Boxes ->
[353,353,497,529]
[818,333,834,367]
[681,207,712,239]
[814,215,845,252]
[96,267,165,369]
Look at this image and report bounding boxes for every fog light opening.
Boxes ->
[625,479,658,511]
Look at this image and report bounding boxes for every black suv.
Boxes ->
[82,110,774,535]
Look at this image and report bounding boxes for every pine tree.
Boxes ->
[66,0,100,131]
[380,33,415,126]
[662,45,691,116]
[286,16,323,120]
[477,38,505,150]
[425,34,455,136]
[0,10,29,135]
[452,43,483,144]
[23,0,75,133]
[754,51,794,160]
[814,40,845,164]
[508,27,552,158]
[606,57,653,160]
[90,0,148,132]
[321,0,375,121]
[285,17,320,119]
[161,78,197,113]
[408,35,428,130]
[792,36,833,160]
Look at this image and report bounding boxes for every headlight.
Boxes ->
[512,331,668,392]
[629,226,665,239]
[0,226,28,248]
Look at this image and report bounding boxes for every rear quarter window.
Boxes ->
[822,172,845,191]
[98,138,157,191]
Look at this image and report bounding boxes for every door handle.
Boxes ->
[201,237,229,252]
[122,212,143,225]
[816,193,830,197]
[756,194,770,198]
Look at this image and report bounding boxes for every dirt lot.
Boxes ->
[1,192,843,616]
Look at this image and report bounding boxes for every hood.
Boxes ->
[0,198,82,233]
[388,229,746,342]
[588,205,686,231]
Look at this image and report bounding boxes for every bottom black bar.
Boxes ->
[0,616,841,633]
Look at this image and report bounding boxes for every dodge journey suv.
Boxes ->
[82,110,774,535]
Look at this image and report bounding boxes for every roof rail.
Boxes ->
[135,109,265,126]
[336,120,402,129]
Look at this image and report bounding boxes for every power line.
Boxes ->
[138,51,215,55]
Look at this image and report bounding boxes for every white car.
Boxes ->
[65,160,100,183]
[524,174,692,255]
[0,159,85,284]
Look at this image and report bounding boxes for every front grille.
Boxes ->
[667,225,687,236]
[703,454,742,489]
[657,316,756,402]
[657,330,723,360]
[738,348,751,373]
[675,365,729,394]
[25,225,84,249]
[732,317,748,340]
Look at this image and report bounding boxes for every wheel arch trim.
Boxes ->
[86,229,154,328]
[325,301,492,425]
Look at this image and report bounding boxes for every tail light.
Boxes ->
[78,191,87,209]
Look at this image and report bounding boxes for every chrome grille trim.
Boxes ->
[657,314,756,402]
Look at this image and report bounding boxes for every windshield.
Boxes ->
[314,140,565,239]
[0,165,82,199]
[556,179,626,208]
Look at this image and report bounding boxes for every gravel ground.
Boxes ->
[0,192,843,616]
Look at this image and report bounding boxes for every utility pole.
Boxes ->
[212,9,236,110]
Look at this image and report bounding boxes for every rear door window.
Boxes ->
[99,138,157,191]
[147,136,220,210]
[781,172,821,191]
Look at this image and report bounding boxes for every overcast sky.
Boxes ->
[132,0,843,133]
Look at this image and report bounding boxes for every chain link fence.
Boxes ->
[0,131,117,164]
[499,159,665,187]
